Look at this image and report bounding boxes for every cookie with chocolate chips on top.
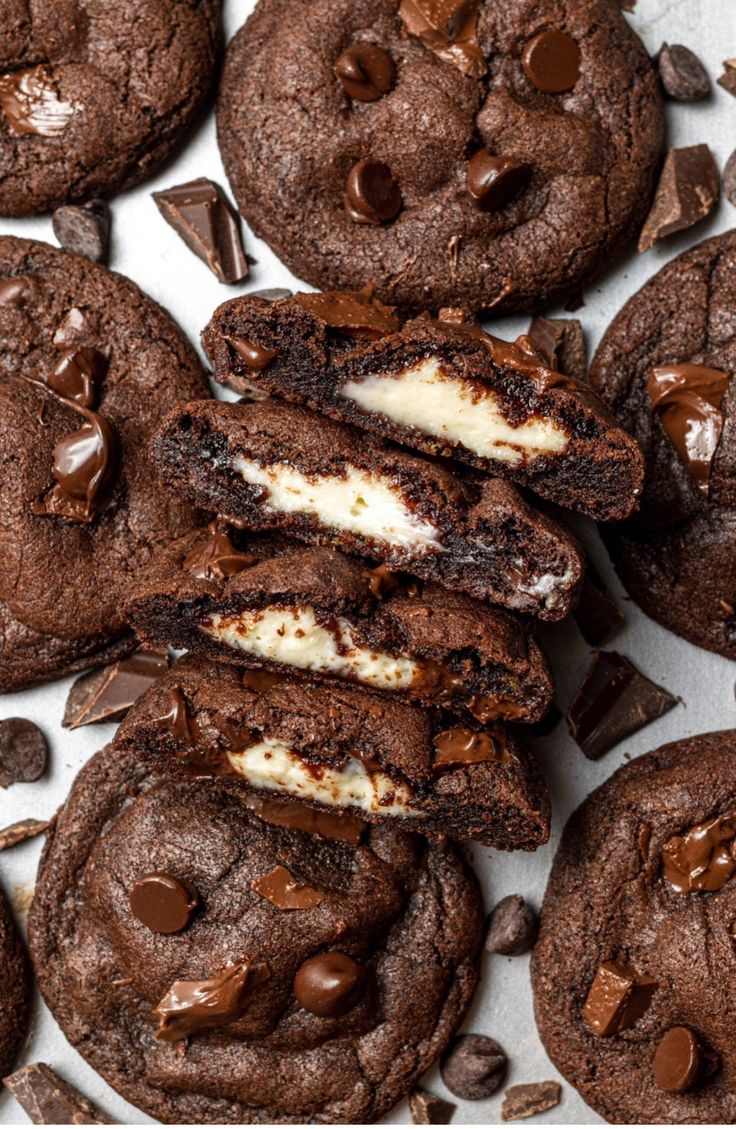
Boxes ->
[216,0,663,312]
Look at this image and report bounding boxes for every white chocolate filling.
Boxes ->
[202,605,419,690]
[232,456,440,551]
[342,357,569,465]
[227,738,422,817]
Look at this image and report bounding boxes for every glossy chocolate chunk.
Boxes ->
[485,894,537,956]
[527,315,587,381]
[521,30,581,94]
[653,1026,719,1093]
[155,960,270,1041]
[0,719,48,787]
[647,363,730,496]
[4,1064,112,1125]
[335,45,394,102]
[45,347,106,408]
[153,178,249,284]
[662,813,736,893]
[52,202,111,264]
[251,865,324,910]
[433,728,506,769]
[399,0,485,77]
[638,145,719,252]
[183,520,256,582]
[225,335,279,371]
[245,794,367,845]
[130,872,199,935]
[293,951,363,1017]
[467,151,531,211]
[345,159,402,224]
[583,960,657,1036]
[62,649,170,729]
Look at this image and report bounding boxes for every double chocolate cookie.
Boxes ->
[591,231,736,659]
[217,0,664,312]
[0,887,31,1080]
[532,730,736,1124]
[0,1,222,215]
[30,741,483,1122]
[115,655,551,850]
[0,237,209,692]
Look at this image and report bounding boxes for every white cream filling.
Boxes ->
[232,456,440,551]
[515,566,577,600]
[341,357,569,465]
[227,738,423,817]
[202,605,419,690]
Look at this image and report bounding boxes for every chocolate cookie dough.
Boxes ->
[125,525,553,723]
[151,398,584,620]
[216,0,663,313]
[30,741,484,1122]
[115,655,551,850]
[0,886,31,1079]
[590,231,736,659]
[532,730,736,1124]
[0,236,209,691]
[203,292,644,520]
[0,1,222,216]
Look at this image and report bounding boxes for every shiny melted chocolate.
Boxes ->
[647,363,730,496]
[662,812,736,894]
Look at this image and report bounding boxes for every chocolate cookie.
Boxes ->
[0,886,31,1080]
[151,398,584,620]
[532,730,736,1124]
[125,525,553,723]
[30,740,483,1122]
[216,0,663,313]
[115,654,551,850]
[590,231,736,659]
[0,237,209,692]
[0,1,222,215]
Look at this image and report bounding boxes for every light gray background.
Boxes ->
[1,0,735,1123]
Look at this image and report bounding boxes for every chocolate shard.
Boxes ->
[657,44,710,102]
[52,201,111,263]
[409,1088,456,1124]
[0,718,48,787]
[3,1062,113,1124]
[566,651,677,760]
[0,818,49,852]
[153,178,249,284]
[62,648,170,729]
[638,145,720,252]
[501,1081,561,1121]
[527,316,586,381]
[573,565,624,647]
[717,59,736,98]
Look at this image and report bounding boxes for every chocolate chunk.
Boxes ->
[573,567,624,647]
[662,813,736,894]
[335,45,394,102]
[467,150,531,211]
[566,651,677,760]
[52,308,92,348]
[0,276,32,307]
[247,288,293,302]
[292,286,399,337]
[155,686,200,747]
[485,894,538,956]
[0,719,48,787]
[717,59,736,98]
[583,960,658,1037]
[293,952,363,1017]
[653,1026,719,1093]
[46,347,106,408]
[501,1081,561,1121]
[52,201,111,264]
[0,819,49,852]
[155,959,270,1041]
[153,178,249,284]
[3,1063,112,1124]
[225,335,279,371]
[440,1034,507,1100]
[433,728,506,769]
[129,872,199,934]
[399,0,486,78]
[345,159,402,224]
[251,865,324,910]
[658,44,710,102]
[647,363,730,497]
[62,649,170,729]
[638,145,720,252]
[244,794,367,845]
[409,1089,456,1124]
[183,520,256,581]
[0,66,76,137]
[521,30,581,94]
[527,316,586,381]
[724,149,736,207]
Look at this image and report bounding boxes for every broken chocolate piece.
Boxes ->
[717,59,736,98]
[3,1063,112,1124]
[638,145,720,252]
[566,651,677,760]
[52,201,111,263]
[399,0,486,78]
[583,959,657,1036]
[409,1089,456,1124]
[130,872,199,934]
[251,865,324,910]
[527,316,586,381]
[653,1026,719,1093]
[0,819,49,852]
[155,959,270,1041]
[62,649,170,729]
[662,813,736,894]
[292,286,399,338]
[501,1081,561,1121]
[225,335,278,371]
[293,952,364,1017]
[153,178,249,284]
[647,363,730,497]
[345,159,402,224]
[335,45,394,102]
[485,894,538,956]
[441,1034,507,1100]
[0,719,48,787]
[573,566,624,647]
[658,44,710,102]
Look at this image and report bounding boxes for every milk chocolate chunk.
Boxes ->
[662,813,736,894]
[130,872,199,934]
[335,45,394,102]
[647,364,730,497]
[527,316,586,382]
[0,719,48,787]
[521,30,582,94]
[155,959,270,1041]
[293,951,363,1017]
[658,44,710,102]
[251,865,324,910]
[225,335,278,371]
[409,1088,456,1124]
[433,728,505,769]
[638,145,720,252]
[441,1034,507,1100]
[0,819,49,852]
[52,202,111,264]
[653,1026,719,1093]
[0,66,76,137]
[467,151,531,211]
[183,520,255,582]
[566,651,677,760]
[485,894,537,956]
[292,285,400,337]
[153,178,249,284]
[501,1081,561,1122]
[717,59,736,98]
[245,795,367,845]
[583,960,657,1037]
[3,1063,112,1125]
[46,347,107,408]
[398,0,486,78]
[62,649,170,729]
[573,567,624,647]
[345,159,402,224]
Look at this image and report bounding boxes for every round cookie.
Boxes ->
[217,0,664,312]
[0,1,222,216]
[29,742,483,1123]
[532,730,736,1124]
[0,236,209,692]
[0,886,31,1079]
[590,231,736,660]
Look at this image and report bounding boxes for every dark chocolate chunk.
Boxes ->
[245,794,367,845]
[344,159,402,224]
[409,1089,456,1124]
[566,651,677,760]
[0,818,49,852]
[129,872,199,934]
[155,960,270,1041]
[440,1034,507,1100]
[583,960,657,1036]
[573,566,624,647]
[658,44,710,102]
[0,719,48,787]
[653,1026,719,1093]
[293,952,364,1017]
[467,150,531,211]
[225,335,279,371]
[724,149,736,207]
[251,865,324,910]
[433,728,506,769]
[662,813,736,894]
[717,60,736,98]
[501,1081,561,1121]
[52,201,111,263]
[398,0,485,78]
[183,520,256,581]
[3,1063,112,1124]
[647,363,730,496]
[62,649,170,729]
[527,316,586,381]
[335,45,394,102]
[45,347,106,408]
[153,178,249,284]
[485,894,538,956]
[521,30,581,94]
[638,145,720,252]
[247,288,293,302]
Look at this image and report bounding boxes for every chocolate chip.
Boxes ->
[251,864,324,910]
[501,1081,561,1121]
[653,1026,719,1093]
[485,894,538,956]
[658,44,710,102]
[0,719,48,787]
[293,952,364,1017]
[573,566,624,647]
[345,159,402,224]
[724,149,736,207]
[527,315,586,381]
[335,45,394,102]
[440,1034,507,1100]
[717,60,736,98]
[638,145,720,252]
[409,1089,456,1124]
[521,30,581,94]
[130,872,199,934]
[467,150,531,211]
[153,177,249,284]
[0,818,49,852]
[52,200,111,263]
[4,1063,112,1125]
[583,960,658,1037]
[62,648,170,729]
